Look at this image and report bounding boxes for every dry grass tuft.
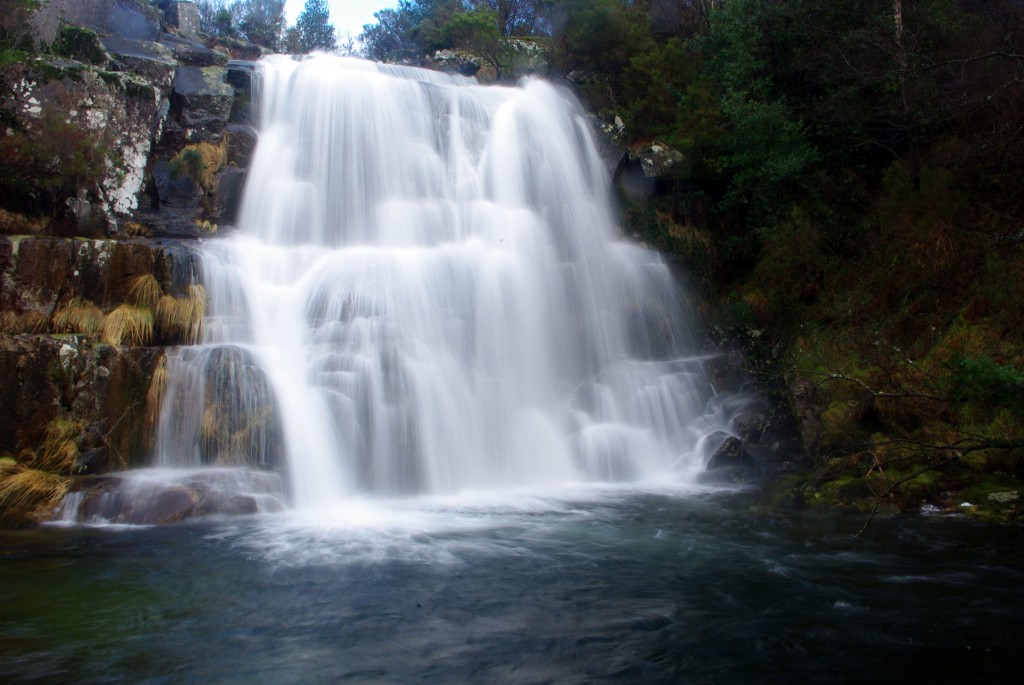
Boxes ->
[102,304,154,347]
[156,284,206,344]
[0,311,18,334]
[200,404,224,457]
[123,221,151,237]
[224,406,273,466]
[146,354,168,430]
[0,465,71,518]
[126,274,164,309]
[36,418,83,473]
[169,140,227,190]
[52,297,104,336]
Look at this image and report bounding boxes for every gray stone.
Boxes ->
[31,0,162,45]
[0,235,200,315]
[167,1,201,38]
[162,33,228,67]
[101,36,178,87]
[215,167,248,225]
[58,469,287,524]
[1,57,171,223]
[226,123,258,167]
[629,142,686,179]
[170,66,235,144]
[987,491,1019,504]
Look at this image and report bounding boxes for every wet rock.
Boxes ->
[987,491,1019,504]
[631,143,685,179]
[700,434,761,484]
[226,123,258,167]
[59,469,287,524]
[214,167,248,225]
[78,477,198,524]
[226,61,256,124]
[73,446,109,475]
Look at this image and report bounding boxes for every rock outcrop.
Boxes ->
[0,1,262,524]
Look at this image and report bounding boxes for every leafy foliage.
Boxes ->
[295,0,336,53]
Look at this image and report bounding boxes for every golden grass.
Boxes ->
[224,406,273,465]
[156,284,206,344]
[200,404,225,459]
[126,274,164,309]
[102,304,154,347]
[0,465,71,517]
[169,140,227,190]
[36,418,83,473]
[146,354,168,430]
[123,221,151,237]
[0,311,17,334]
[52,297,104,336]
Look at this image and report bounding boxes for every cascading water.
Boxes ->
[152,55,737,510]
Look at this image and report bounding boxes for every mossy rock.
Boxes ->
[53,27,108,67]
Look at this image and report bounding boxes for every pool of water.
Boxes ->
[2,487,1022,684]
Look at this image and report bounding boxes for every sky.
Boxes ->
[283,0,399,41]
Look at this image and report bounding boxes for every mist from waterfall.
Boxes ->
[153,55,735,509]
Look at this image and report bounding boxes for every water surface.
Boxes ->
[3,489,1022,684]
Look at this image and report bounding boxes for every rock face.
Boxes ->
[166,1,201,38]
[11,0,251,238]
[0,336,159,469]
[0,236,200,316]
[0,3,265,525]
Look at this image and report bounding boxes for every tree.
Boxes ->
[359,0,463,62]
[295,0,336,53]
[237,0,285,50]
[468,0,542,36]
[361,5,420,62]
[195,0,233,36]
[443,8,510,78]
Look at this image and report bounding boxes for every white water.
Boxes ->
[152,55,738,510]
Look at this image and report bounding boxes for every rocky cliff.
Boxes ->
[0,0,257,523]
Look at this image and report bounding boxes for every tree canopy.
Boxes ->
[296,0,337,53]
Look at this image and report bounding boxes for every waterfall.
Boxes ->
[153,55,731,509]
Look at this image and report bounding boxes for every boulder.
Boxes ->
[215,166,248,226]
[165,0,201,38]
[101,36,177,84]
[226,61,256,124]
[0,57,171,227]
[31,0,162,46]
[57,469,287,524]
[161,33,228,68]
[168,66,234,145]
[226,123,258,167]
[699,434,761,484]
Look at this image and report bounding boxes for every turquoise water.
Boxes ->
[2,489,1022,684]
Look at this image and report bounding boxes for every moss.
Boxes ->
[53,26,107,66]
[120,75,157,102]
[31,57,84,83]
